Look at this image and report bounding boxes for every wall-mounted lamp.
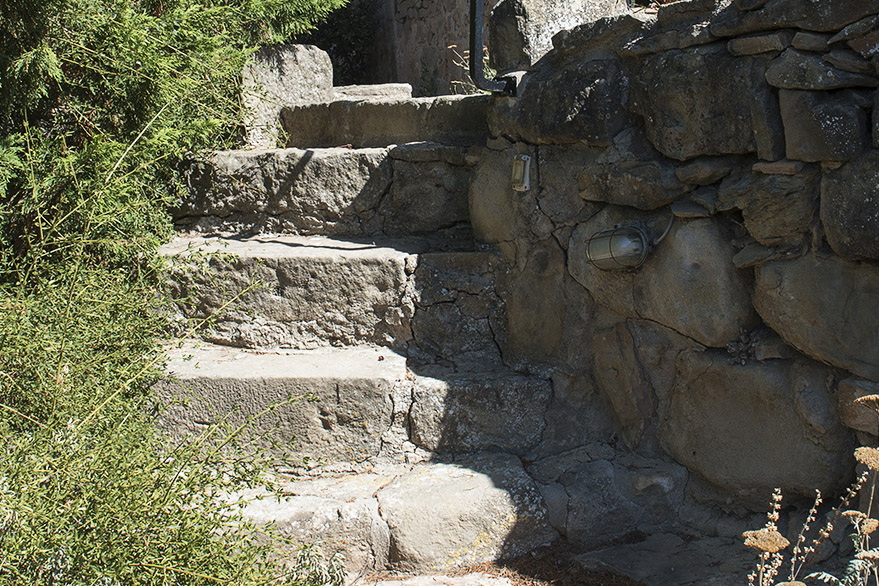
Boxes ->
[585,216,674,271]
[511,154,531,192]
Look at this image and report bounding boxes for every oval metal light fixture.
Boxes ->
[585,217,674,272]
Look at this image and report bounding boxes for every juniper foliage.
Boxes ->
[0,0,345,583]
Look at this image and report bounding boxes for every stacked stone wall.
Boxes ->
[479,0,879,512]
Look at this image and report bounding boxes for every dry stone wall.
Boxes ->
[479,0,879,512]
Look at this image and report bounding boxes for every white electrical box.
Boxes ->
[511,154,531,192]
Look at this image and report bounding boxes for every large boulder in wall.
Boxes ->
[568,209,754,348]
[660,349,854,509]
[754,254,879,380]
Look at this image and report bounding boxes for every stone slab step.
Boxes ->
[161,236,507,368]
[175,144,475,247]
[161,235,418,351]
[233,454,558,575]
[155,343,408,465]
[156,343,552,465]
[333,83,413,101]
[279,95,489,149]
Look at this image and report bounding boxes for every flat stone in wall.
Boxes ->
[765,49,878,90]
[779,90,870,162]
[578,128,693,210]
[754,254,879,381]
[716,165,818,246]
[820,150,879,260]
[661,349,854,509]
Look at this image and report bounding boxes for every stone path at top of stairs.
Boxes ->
[157,85,755,586]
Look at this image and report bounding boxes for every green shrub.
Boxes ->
[0,0,345,583]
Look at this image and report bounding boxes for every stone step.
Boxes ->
[160,235,506,367]
[175,143,476,248]
[332,83,413,101]
[279,95,489,149]
[156,342,551,465]
[232,454,558,576]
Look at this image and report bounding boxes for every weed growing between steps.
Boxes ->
[0,0,344,583]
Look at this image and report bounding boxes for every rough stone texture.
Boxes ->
[711,0,879,37]
[238,485,390,574]
[488,57,632,146]
[576,533,753,586]
[791,31,831,52]
[241,45,333,149]
[489,0,628,71]
[569,211,754,348]
[409,371,551,455]
[820,150,879,260]
[592,323,656,449]
[176,148,393,237]
[280,96,489,149]
[754,255,879,380]
[838,378,879,436]
[156,343,402,462]
[661,349,854,508]
[779,90,870,162]
[751,159,805,175]
[376,454,558,571]
[675,157,735,185]
[333,83,413,100]
[824,49,872,74]
[410,252,505,367]
[765,49,878,90]
[629,46,784,161]
[528,446,689,549]
[381,159,472,239]
[716,166,818,246]
[532,372,618,458]
[468,142,555,246]
[161,236,415,350]
[727,31,792,55]
[577,128,693,210]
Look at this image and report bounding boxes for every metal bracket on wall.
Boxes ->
[470,0,517,96]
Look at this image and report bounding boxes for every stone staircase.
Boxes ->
[156,88,562,578]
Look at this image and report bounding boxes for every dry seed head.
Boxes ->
[863,519,879,534]
[743,528,791,553]
[854,394,879,414]
[776,582,807,586]
[855,447,879,471]
[856,550,879,562]
[843,510,868,520]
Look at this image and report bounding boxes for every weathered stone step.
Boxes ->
[161,235,507,367]
[234,454,558,576]
[332,83,413,101]
[156,342,551,465]
[161,234,417,351]
[279,95,489,149]
[175,143,476,248]
[155,343,407,465]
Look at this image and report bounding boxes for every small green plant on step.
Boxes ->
[744,394,879,586]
